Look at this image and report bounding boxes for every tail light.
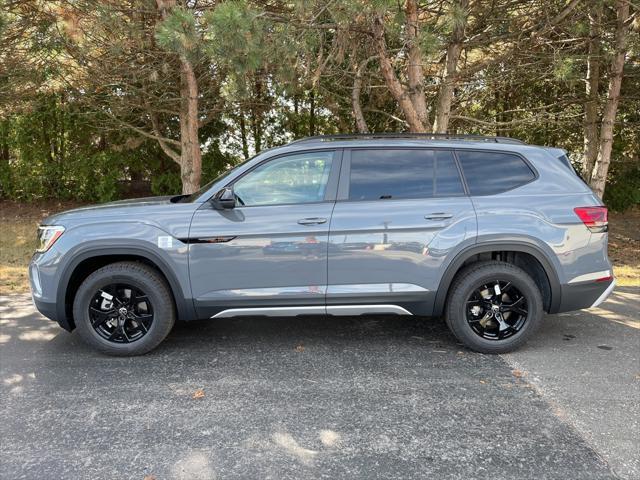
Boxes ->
[574,207,608,233]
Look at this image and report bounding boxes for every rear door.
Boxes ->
[327,148,476,315]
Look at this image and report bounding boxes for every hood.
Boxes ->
[41,195,182,225]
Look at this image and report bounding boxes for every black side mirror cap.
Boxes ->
[211,187,236,210]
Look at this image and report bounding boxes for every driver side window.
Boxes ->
[233,151,334,207]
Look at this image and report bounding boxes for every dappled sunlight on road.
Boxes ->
[0,294,61,347]
[272,432,319,465]
[2,371,37,396]
[170,451,217,480]
[587,286,640,329]
[319,429,341,448]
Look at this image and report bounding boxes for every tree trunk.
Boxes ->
[433,0,469,133]
[372,15,426,132]
[250,76,264,153]
[239,109,249,160]
[582,4,602,182]
[352,62,369,133]
[250,107,261,154]
[156,0,202,194]
[59,93,66,181]
[178,54,202,194]
[405,0,429,127]
[309,89,316,136]
[590,0,630,199]
[0,120,9,165]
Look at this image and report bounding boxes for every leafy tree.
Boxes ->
[0,0,637,204]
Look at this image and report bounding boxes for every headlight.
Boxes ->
[36,226,65,252]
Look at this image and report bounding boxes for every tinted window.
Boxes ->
[233,151,333,206]
[435,152,465,196]
[457,151,535,195]
[348,149,464,201]
[557,154,573,171]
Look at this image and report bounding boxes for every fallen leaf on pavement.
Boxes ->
[192,388,205,399]
[512,369,525,378]
[143,475,156,480]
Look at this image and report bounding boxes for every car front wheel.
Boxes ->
[72,262,175,356]
[445,261,543,354]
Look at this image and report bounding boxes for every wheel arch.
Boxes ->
[433,242,561,317]
[57,247,196,331]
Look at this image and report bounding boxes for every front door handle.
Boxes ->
[297,217,328,225]
[424,213,453,220]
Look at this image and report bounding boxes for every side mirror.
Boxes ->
[211,187,236,210]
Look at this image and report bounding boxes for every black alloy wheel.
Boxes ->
[89,283,153,343]
[465,280,528,340]
[445,261,543,354]
[73,261,175,356]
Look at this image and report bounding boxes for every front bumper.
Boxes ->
[31,294,59,323]
[29,256,67,328]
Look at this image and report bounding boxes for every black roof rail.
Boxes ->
[290,133,526,145]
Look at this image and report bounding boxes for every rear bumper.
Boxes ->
[557,279,615,313]
[590,279,616,308]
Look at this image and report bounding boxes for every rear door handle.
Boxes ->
[424,213,453,220]
[297,217,328,225]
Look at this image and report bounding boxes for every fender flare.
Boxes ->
[433,241,562,316]
[56,246,196,330]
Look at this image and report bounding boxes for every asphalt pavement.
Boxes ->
[1,288,638,480]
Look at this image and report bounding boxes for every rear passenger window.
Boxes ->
[457,151,535,195]
[348,149,464,201]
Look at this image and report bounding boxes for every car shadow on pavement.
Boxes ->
[166,313,455,351]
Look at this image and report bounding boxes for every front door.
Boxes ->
[327,148,476,315]
[188,150,340,318]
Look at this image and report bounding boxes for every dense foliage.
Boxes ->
[0,1,638,208]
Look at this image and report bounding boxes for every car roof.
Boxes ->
[268,134,545,155]
[292,133,526,144]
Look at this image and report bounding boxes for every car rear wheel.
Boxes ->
[72,262,175,356]
[445,261,543,354]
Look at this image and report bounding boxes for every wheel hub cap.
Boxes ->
[88,284,154,344]
[465,280,529,341]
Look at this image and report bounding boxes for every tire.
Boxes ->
[445,261,543,354]
[72,262,175,356]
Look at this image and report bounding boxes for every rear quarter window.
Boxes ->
[457,150,535,195]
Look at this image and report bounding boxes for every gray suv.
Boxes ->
[29,134,615,356]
